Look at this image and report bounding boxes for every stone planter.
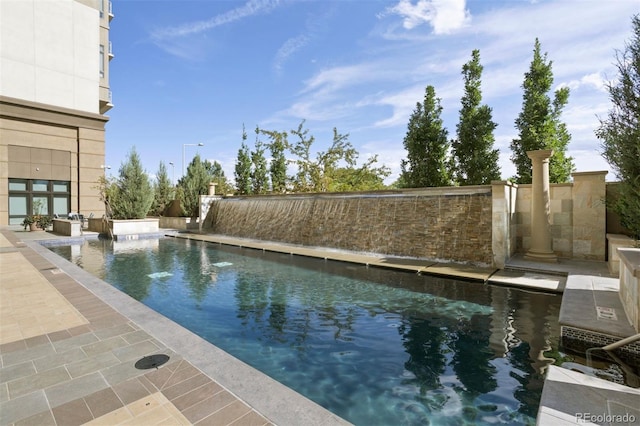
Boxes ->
[87,217,159,238]
[607,233,635,276]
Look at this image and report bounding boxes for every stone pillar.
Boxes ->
[491,180,517,269]
[525,149,557,262]
[572,171,608,260]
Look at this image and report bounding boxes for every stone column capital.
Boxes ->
[526,149,554,161]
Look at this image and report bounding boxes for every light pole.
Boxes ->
[183,143,204,177]
[100,164,111,175]
[168,162,175,185]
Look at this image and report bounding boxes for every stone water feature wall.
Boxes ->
[205,187,493,264]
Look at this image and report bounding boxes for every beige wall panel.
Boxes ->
[78,127,104,142]
[0,118,76,138]
[0,144,7,162]
[80,196,105,216]
[8,162,31,179]
[80,139,105,155]
[78,181,101,199]
[51,165,71,180]
[3,130,77,151]
[31,163,52,180]
[31,147,52,163]
[8,145,31,162]
[51,150,71,166]
[78,153,106,169]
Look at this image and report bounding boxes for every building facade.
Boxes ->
[0,0,113,226]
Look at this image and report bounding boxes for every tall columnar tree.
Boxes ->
[179,154,211,217]
[251,127,269,194]
[597,15,640,239]
[110,147,154,219]
[260,128,289,193]
[150,161,174,216]
[400,85,451,188]
[510,38,574,183]
[452,49,501,185]
[234,125,252,195]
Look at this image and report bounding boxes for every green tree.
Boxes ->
[328,155,391,192]
[452,49,501,185]
[260,128,289,193]
[400,85,451,187]
[178,154,210,217]
[251,127,269,194]
[288,122,366,192]
[510,38,574,183]
[597,15,640,239]
[234,125,252,195]
[315,128,357,192]
[205,160,232,195]
[289,120,317,192]
[150,161,174,216]
[110,147,154,219]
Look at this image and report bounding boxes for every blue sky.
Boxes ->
[106,0,638,185]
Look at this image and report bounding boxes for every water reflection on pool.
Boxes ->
[48,237,562,425]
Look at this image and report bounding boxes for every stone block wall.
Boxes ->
[512,171,608,260]
[618,248,640,333]
[206,188,494,264]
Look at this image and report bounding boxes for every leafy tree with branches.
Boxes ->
[452,49,500,185]
[234,125,252,195]
[597,15,640,239]
[109,147,154,219]
[329,155,391,192]
[150,161,174,216]
[289,121,317,192]
[510,38,574,183]
[400,85,451,187]
[315,128,358,192]
[251,127,269,194]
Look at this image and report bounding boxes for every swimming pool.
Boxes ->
[48,236,562,425]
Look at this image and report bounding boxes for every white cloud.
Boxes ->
[557,72,607,92]
[150,0,281,41]
[384,0,471,34]
[273,35,310,74]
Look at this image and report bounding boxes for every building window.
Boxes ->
[8,179,70,225]
[100,45,105,78]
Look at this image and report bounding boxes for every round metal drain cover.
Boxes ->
[135,354,170,370]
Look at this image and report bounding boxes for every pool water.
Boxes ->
[48,237,563,425]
